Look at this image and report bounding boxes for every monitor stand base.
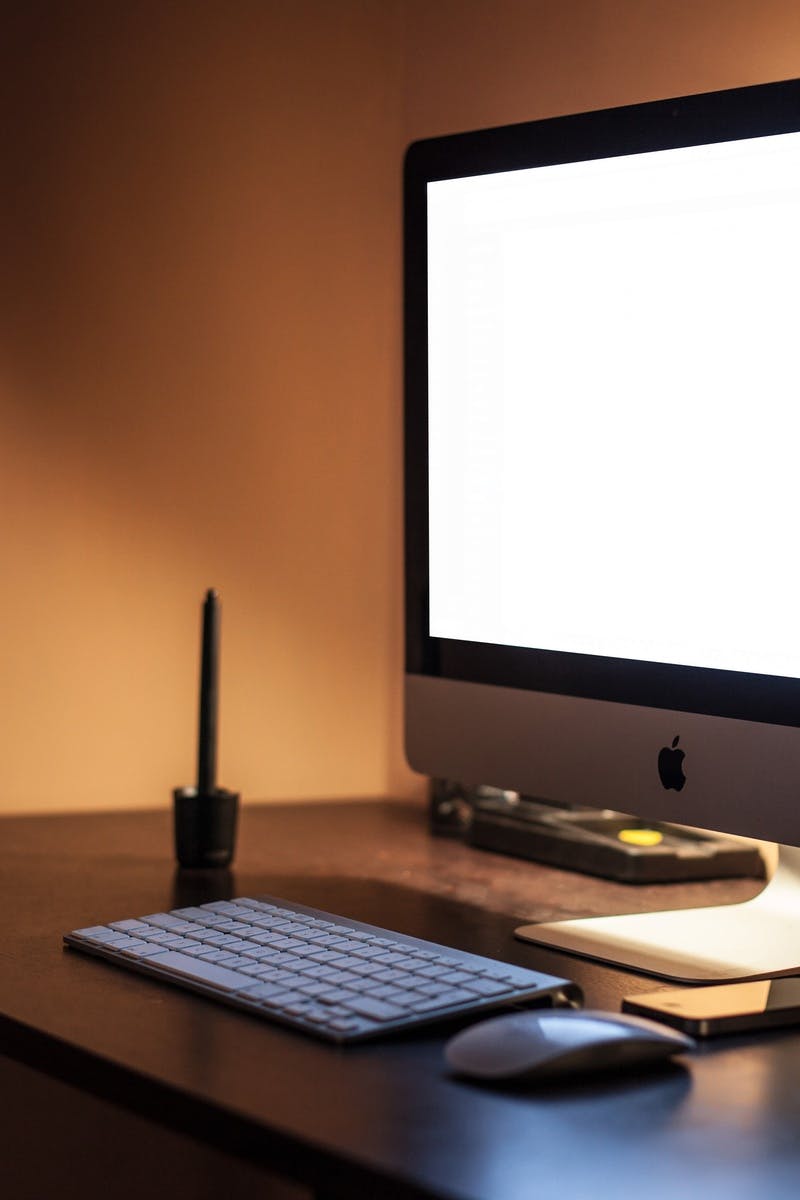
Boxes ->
[516,842,800,982]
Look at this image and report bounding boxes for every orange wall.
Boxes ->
[0,1,410,813]
[1,1,799,814]
[403,0,800,140]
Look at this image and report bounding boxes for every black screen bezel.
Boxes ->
[404,77,800,729]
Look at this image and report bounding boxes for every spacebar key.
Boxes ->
[345,996,406,1021]
[151,951,251,991]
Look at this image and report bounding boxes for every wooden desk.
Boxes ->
[0,800,792,1200]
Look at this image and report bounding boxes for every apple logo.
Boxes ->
[658,735,686,791]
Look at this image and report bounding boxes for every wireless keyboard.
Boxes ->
[65,894,577,1043]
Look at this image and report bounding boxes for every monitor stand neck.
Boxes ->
[516,843,800,983]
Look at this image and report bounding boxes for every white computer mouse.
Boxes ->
[445,1008,694,1083]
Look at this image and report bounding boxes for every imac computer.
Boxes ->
[404,77,800,984]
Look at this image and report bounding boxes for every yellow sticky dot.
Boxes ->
[618,828,663,847]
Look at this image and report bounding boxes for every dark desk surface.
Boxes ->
[1,799,794,1200]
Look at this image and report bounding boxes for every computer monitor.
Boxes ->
[404,77,800,984]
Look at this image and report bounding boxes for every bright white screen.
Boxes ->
[428,132,800,678]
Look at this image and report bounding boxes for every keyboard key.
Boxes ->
[300,1005,336,1025]
[258,952,299,968]
[438,971,473,986]
[297,981,330,997]
[123,944,169,959]
[381,988,419,1006]
[345,996,406,1022]
[408,989,475,1012]
[279,973,311,991]
[73,927,121,943]
[151,952,251,991]
[371,969,409,985]
[306,949,347,965]
[121,944,169,959]
[316,988,357,1005]
[283,998,318,1016]
[299,963,339,980]
[356,980,388,995]
[262,968,305,987]
[228,955,256,970]
[260,990,306,1009]
[462,977,515,997]
[483,966,520,982]
[417,980,454,997]
[322,970,361,987]
[368,984,412,1003]
[105,935,145,951]
[197,948,235,963]
[141,913,186,929]
[348,961,384,978]
[415,963,450,979]
[246,963,283,978]
[240,981,293,1001]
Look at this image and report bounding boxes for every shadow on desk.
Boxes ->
[1,1055,308,1200]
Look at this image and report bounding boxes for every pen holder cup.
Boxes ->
[173,786,239,869]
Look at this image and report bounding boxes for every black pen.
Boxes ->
[173,589,239,869]
[197,588,219,797]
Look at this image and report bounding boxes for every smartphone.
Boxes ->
[622,977,800,1037]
